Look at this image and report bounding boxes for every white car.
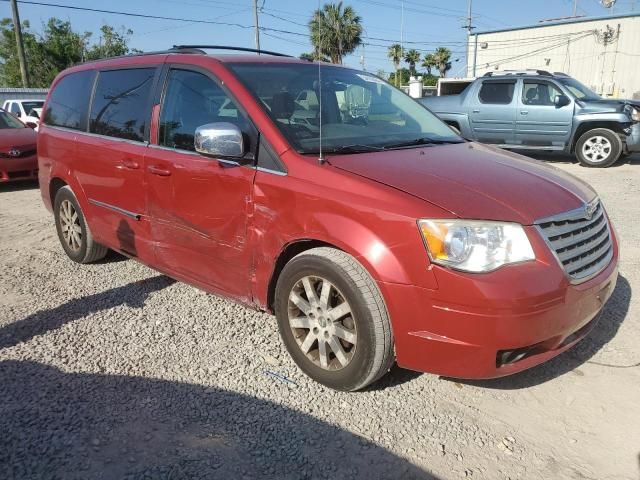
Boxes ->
[2,99,44,129]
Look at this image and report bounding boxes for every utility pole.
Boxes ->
[252,0,260,52]
[573,0,578,16]
[360,43,366,71]
[464,0,476,77]
[10,0,29,87]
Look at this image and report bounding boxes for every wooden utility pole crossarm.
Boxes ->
[10,0,29,87]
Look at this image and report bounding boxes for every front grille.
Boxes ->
[536,200,613,282]
[0,144,37,158]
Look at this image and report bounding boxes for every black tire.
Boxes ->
[274,247,394,391]
[575,128,622,168]
[54,186,108,263]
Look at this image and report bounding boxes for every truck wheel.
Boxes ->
[575,128,622,168]
[54,186,108,263]
[274,247,394,391]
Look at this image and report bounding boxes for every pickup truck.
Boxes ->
[420,70,640,167]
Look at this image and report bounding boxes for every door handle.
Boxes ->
[520,111,529,115]
[148,165,171,176]
[472,109,480,113]
[116,159,140,170]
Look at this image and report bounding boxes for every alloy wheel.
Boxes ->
[287,275,357,370]
[59,199,82,252]
[582,135,612,163]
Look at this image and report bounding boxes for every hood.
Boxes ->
[329,142,596,225]
[578,98,640,114]
[0,127,37,150]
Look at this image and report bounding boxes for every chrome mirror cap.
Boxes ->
[194,122,245,158]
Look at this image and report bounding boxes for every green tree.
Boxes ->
[433,47,452,78]
[387,43,402,87]
[309,2,362,64]
[86,25,138,60]
[422,53,436,76]
[387,67,410,87]
[404,49,420,76]
[299,51,330,62]
[0,17,138,87]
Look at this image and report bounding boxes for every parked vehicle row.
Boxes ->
[38,48,618,390]
[0,108,38,183]
[2,99,44,130]
[420,70,640,167]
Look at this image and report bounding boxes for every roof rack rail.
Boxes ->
[553,71,571,77]
[171,45,293,58]
[483,69,553,77]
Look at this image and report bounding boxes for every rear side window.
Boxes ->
[478,81,515,104]
[10,103,21,115]
[90,68,155,142]
[44,70,95,130]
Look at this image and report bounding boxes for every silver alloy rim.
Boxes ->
[582,135,612,163]
[59,200,82,252]
[288,276,357,371]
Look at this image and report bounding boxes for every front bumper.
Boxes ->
[384,229,619,379]
[626,122,640,152]
[0,155,38,182]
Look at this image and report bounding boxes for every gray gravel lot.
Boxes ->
[1,154,639,480]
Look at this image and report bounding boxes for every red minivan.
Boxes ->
[38,47,619,391]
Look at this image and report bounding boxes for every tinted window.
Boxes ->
[0,111,25,129]
[44,70,95,130]
[159,69,250,152]
[22,101,43,113]
[522,81,563,106]
[90,68,155,142]
[478,81,515,104]
[10,103,20,115]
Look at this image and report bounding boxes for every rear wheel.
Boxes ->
[54,186,108,263]
[275,247,394,391]
[575,128,622,168]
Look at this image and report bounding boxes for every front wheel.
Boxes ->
[274,247,394,391]
[575,128,622,168]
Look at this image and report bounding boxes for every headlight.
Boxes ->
[631,107,640,122]
[418,219,535,273]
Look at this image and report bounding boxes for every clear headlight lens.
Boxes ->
[631,107,640,122]
[418,219,535,273]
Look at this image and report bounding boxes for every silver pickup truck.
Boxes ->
[420,70,640,168]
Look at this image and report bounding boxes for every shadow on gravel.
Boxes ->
[0,275,175,351]
[0,361,438,480]
[456,274,631,390]
[0,179,39,192]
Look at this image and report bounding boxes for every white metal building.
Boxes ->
[467,13,640,99]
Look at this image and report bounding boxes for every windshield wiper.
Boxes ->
[383,137,464,150]
[321,144,386,154]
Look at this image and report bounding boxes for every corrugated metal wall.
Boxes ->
[0,88,48,105]
[468,15,640,99]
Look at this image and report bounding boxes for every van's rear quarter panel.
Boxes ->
[38,126,78,213]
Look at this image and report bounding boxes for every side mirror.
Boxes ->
[194,122,245,159]
[25,122,37,129]
[554,94,570,108]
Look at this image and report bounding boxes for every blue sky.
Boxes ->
[8,0,639,76]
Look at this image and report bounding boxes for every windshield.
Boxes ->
[0,111,26,129]
[229,63,461,154]
[557,78,601,101]
[22,101,44,113]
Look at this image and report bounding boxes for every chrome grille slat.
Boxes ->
[536,199,613,283]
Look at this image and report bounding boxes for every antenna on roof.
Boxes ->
[317,0,325,165]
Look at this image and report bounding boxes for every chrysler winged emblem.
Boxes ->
[585,201,598,220]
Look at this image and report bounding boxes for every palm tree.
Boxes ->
[422,53,436,76]
[309,2,362,64]
[432,47,452,78]
[404,49,420,76]
[387,43,402,87]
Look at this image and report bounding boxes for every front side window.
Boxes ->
[10,103,21,115]
[522,81,563,106]
[478,81,515,104]
[228,63,460,154]
[90,68,155,142]
[44,70,95,130]
[159,69,250,152]
[0,111,26,129]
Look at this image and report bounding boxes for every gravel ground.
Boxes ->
[1,154,639,480]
